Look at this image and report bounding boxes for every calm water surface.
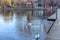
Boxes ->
[0,10,53,40]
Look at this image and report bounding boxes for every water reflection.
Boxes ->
[0,10,53,40]
[15,10,47,40]
[3,10,13,23]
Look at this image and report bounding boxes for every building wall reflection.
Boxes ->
[15,10,42,35]
[2,10,13,23]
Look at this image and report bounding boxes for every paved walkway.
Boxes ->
[46,9,60,40]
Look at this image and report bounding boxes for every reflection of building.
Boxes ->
[2,11,13,23]
[3,11,13,17]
